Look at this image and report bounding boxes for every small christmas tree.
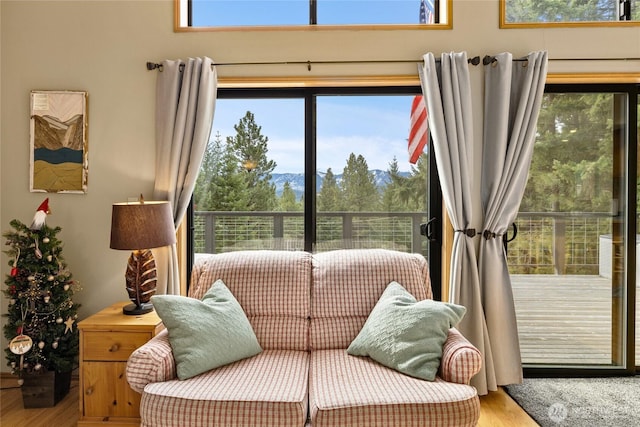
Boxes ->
[3,200,80,379]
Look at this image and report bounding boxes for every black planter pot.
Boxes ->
[21,369,72,408]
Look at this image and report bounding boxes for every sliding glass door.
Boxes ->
[511,86,634,371]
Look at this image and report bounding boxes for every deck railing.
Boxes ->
[194,211,428,254]
[506,212,613,275]
[194,210,614,274]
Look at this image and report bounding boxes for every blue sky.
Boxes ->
[192,0,425,26]
[212,96,421,174]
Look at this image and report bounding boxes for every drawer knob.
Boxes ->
[109,343,120,352]
[86,387,93,396]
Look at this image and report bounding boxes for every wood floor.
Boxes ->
[1,376,537,427]
[1,376,81,426]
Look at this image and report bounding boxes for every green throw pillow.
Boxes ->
[347,281,466,381]
[151,279,262,380]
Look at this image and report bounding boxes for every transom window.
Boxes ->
[177,0,450,29]
[501,0,640,27]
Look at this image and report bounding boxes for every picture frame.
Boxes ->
[30,90,88,194]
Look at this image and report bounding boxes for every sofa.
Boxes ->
[126,249,482,426]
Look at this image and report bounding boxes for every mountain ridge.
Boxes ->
[271,169,410,198]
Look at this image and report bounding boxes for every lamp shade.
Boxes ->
[110,201,176,250]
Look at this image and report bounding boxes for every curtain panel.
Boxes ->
[153,57,217,295]
[419,51,548,395]
[418,52,493,394]
[479,51,549,386]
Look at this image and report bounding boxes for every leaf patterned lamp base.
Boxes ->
[123,249,157,316]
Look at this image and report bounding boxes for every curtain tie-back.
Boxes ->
[482,230,502,240]
[455,228,477,238]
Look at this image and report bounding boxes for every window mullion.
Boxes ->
[304,92,316,252]
[310,0,317,25]
[619,0,631,21]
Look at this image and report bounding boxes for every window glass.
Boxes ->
[318,1,429,25]
[510,90,628,368]
[315,95,428,253]
[502,0,640,25]
[193,98,305,252]
[192,90,432,261]
[185,0,446,28]
[191,0,308,27]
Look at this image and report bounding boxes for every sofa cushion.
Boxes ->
[190,250,313,351]
[309,349,480,427]
[140,350,309,427]
[151,280,262,380]
[311,249,431,350]
[348,281,466,381]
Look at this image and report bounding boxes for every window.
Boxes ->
[190,86,442,298]
[501,0,640,27]
[177,0,451,29]
[510,84,638,374]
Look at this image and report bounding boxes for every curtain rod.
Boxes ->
[145,56,482,72]
[146,56,640,71]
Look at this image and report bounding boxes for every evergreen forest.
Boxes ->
[193,111,428,214]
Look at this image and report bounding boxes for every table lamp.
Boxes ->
[109,199,176,315]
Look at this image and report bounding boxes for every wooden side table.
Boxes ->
[77,301,163,426]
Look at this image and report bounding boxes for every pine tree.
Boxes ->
[381,157,409,211]
[340,153,380,212]
[317,168,342,212]
[3,218,79,378]
[279,182,302,211]
[227,111,277,211]
[521,93,613,212]
[208,142,250,211]
[194,131,224,210]
[406,154,428,211]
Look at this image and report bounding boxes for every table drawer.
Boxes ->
[83,331,151,361]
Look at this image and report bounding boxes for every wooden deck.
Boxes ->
[511,274,633,366]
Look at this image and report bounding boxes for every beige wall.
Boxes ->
[1,0,640,371]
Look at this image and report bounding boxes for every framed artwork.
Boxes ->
[30,90,88,193]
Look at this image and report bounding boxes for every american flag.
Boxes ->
[408,0,435,164]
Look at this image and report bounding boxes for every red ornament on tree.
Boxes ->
[11,248,20,277]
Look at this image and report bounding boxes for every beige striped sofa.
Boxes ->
[127,249,482,427]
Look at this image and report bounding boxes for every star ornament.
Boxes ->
[63,317,75,334]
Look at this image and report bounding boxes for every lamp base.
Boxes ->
[122,302,154,316]
[123,249,157,316]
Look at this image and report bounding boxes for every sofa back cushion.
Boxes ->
[189,250,313,351]
[310,249,431,350]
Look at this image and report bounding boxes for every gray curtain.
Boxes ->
[479,51,548,386]
[419,52,493,394]
[153,57,217,295]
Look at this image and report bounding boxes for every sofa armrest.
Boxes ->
[438,328,482,385]
[126,329,177,393]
